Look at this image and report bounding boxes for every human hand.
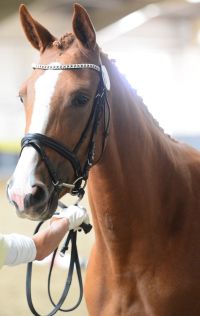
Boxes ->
[33,218,68,261]
[33,205,90,261]
[52,204,90,231]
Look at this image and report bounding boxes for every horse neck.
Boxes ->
[88,53,178,251]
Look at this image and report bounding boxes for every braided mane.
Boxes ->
[101,51,177,143]
[53,33,75,50]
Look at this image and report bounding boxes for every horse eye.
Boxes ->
[72,94,89,106]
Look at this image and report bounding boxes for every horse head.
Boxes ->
[7,4,109,221]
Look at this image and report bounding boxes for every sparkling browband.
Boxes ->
[32,63,101,72]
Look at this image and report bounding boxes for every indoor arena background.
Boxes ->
[1,0,200,315]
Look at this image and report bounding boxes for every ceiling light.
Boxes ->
[97,4,161,45]
[186,0,200,3]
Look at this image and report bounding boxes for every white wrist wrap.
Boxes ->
[4,234,36,266]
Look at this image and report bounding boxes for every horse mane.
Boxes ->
[98,49,192,172]
[138,94,177,143]
[100,50,177,144]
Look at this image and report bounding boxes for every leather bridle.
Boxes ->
[21,62,110,202]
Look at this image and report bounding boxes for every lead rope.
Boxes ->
[26,204,92,316]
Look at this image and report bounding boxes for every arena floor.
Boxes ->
[0,180,94,316]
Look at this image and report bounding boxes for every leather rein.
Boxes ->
[26,201,92,316]
[24,62,110,315]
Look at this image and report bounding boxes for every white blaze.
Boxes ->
[30,62,63,133]
[8,63,63,209]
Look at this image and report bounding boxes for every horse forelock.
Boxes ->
[52,33,75,50]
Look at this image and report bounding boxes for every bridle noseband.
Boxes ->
[21,62,110,201]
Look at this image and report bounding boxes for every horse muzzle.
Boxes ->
[7,179,56,221]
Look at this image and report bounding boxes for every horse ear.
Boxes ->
[19,4,55,52]
[72,3,96,50]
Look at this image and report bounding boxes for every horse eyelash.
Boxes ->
[18,95,24,103]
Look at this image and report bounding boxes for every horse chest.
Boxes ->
[85,241,200,316]
[86,269,200,316]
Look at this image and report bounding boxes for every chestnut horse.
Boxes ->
[7,3,200,316]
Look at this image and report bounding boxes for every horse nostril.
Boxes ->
[24,183,49,209]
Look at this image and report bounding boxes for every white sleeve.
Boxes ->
[4,234,36,266]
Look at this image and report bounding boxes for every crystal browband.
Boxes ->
[32,63,101,72]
